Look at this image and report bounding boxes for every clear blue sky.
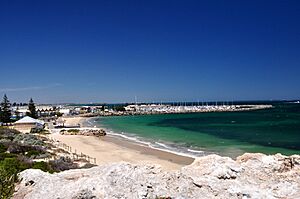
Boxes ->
[0,0,299,103]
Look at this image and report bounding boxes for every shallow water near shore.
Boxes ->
[90,102,300,158]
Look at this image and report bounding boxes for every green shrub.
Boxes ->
[25,150,42,158]
[0,158,29,176]
[30,128,49,134]
[40,130,50,134]
[0,167,16,199]
[32,161,54,173]
[0,158,19,177]
[0,153,17,161]
[67,129,80,133]
[13,134,45,146]
[0,138,11,144]
[7,144,35,154]
[0,143,7,153]
[0,157,29,199]
[0,128,20,141]
[49,157,78,171]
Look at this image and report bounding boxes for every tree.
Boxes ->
[27,98,37,118]
[0,94,12,124]
[114,105,126,112]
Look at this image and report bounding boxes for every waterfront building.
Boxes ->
[14,116,45,133]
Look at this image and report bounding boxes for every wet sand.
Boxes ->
[102,135,194,165]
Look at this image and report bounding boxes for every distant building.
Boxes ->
[14,116,45,133]
[124,105,136,111]
[59,108,71,116]
[15,107,29,117]
[36,106,57,117]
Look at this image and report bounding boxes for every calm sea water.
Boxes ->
[92,102,300,157]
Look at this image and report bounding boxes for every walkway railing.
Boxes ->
[48,137,97,164]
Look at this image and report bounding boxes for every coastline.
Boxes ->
[82,116,209,158]
[50,116,194,170]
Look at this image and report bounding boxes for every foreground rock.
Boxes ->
[14,153,300,199]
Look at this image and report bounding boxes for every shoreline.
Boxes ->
[102,134,194,165]
[50,116,194,170]
[82,116,208,158]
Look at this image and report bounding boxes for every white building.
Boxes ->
[14,116,45,133]
[59,108,71,116]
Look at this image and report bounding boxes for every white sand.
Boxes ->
[62,116,85,126]
[50,133,184,171]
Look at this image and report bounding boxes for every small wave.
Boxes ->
[109,132,138,142]
[187,149,204,153]
[148,144,198,159]
[108,131,201,158]
[108,132,150,146]
[154,142,172,149]
[85,118,96,127]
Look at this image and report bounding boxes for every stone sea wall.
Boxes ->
[60,128,106,137]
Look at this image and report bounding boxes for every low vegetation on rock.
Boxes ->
[0,127,87,198]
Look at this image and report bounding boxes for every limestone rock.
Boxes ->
[14,153,300,199]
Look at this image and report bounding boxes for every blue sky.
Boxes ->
[0,0,299,103]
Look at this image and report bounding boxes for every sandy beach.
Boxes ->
[50,116,194,171]
[62,116,84,127]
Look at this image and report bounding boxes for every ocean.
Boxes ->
[89,101,300,158]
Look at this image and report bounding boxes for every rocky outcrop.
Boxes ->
[60,128,106,137]
[14,153,300,199]
[181,153,300,198]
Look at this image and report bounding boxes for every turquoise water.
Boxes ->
[92,102,300,157]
